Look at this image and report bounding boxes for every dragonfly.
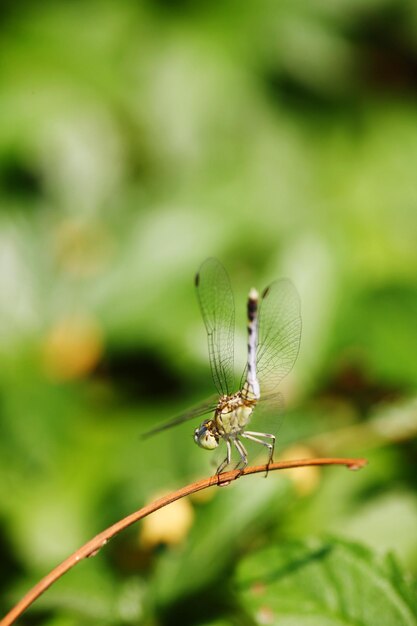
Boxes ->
[142,258,302,474]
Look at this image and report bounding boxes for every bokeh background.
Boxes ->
[1,1,417,624]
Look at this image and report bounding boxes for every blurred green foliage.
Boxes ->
[0,0,417,624]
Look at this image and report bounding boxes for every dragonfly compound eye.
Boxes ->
[194,422,219,450]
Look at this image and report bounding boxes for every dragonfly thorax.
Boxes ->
[215,392,256,437]
[194,392,257,451]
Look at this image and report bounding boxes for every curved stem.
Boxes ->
[0,457,367,626]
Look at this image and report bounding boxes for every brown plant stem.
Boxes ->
[0,457,367,626]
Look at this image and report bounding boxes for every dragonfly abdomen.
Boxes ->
[243,287,260,400]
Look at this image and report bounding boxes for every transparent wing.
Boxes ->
[250,391,286,434]
[257,390,286,406]
[195,258,235,396]
[141,394,219,439]
[256,279,302,396]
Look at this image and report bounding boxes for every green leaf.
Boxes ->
[236,538,417,626]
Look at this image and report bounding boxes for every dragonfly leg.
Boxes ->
[233,438,248,471]
[241,431,275,474]
[216,439,232,475]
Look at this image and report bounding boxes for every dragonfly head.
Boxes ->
[194,419,219,450]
